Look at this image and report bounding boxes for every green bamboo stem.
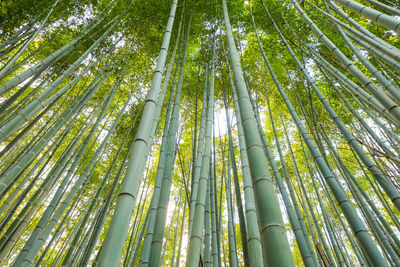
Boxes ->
[260,67,319,267]
[0,0,60,80]
[139,24,182,265]
[222,1,294,265]
[204,173,211,267]
[185,47,214,267]
[188,68,209,234]
[62,114,135,266]
[16,95,132,267]
[174,193,187,267]
[308,49,399,126]
[0,11,105,97]
[258,3,388,265]
[171,195,186,267]
[333,0,400,33]
[0,65,109,197]
[209,149,219,267]
[225,146,239,267]
[98,1,179,265]
[288,0,400,123]
[320,0,400,104]
[229,75,264,267]
[322,130,400,255]
[5,76,114,263]
[148,15,191,266]
[222,79,248,267]
[277,11,400,212]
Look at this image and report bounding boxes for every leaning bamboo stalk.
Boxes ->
[222,1,294,265]
[186,47,214,267]
[148,15,191,266]
[333,0,400,33]
[258,3,388,265]
[98,1,179,265]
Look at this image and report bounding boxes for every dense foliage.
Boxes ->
[0,0,400,266]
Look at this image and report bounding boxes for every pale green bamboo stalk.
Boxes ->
[222,81,248,267]
[125,180,152,266]
[0,28,122,144]
[7,74,115,265]
[285,0,400,124]
[0,66,109,197]
[297,134,346,267]
[333,0,400,33]
[209,152,218,267]
[267,0,400,212]
[204,175,211,267]
[80,128,137,266]
[186,48,214,267]
[281,117,336,267]
[210,128,222,267]
[0,0,60,80]
[0,21,35,51]
[313,0,400,63]
[308,49,398,126]
[0,113,91,258]
[0,11,105,96]
[129,213,150,267]
[139,28,182,265]
[224,54,264,267]
[261,70,319,267]
[225,147,238,267]
[98,1,178,264]
[138,8,184,262]
[17,95,132,266]
[62,111,135,266]
[320,0,400,104]
[250,92,316,267]
[160,194,182,265]
[174,193,187,267]
[322,130,400,257]
[171,196,186,267]
[258,3,388,264]
[365,0,400,15]
[148,15,191,266]
[222,1,294,265]
[188,68,209,234]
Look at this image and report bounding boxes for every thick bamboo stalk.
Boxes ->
[98,1,179,265]
[222,1,294,265]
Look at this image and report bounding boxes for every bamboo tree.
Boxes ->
[62,111,136,266]
[287,0,400,123]
[270,1,400,213]
[0,66,110,197]
[257,2,388,265]
[98,1,179,265]
[139,21,183,265]
[204,174,211,267]
[224,145,239,267]
[186,46,214,267]
[222,78,248,267]
[148,15,191,266]
[0,10,107,96]
[171,196,187,267]
[333,0,400,33]
[228,67,265,267]
[188,67,209,234]
[0,0,60,80]
[14,93,132,266]
[222,1,294,265]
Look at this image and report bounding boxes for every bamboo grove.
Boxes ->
[0,0,400,265]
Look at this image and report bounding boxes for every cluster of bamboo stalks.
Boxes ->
[0,0,399,266]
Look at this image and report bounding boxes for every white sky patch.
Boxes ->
[214,105,229,137]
